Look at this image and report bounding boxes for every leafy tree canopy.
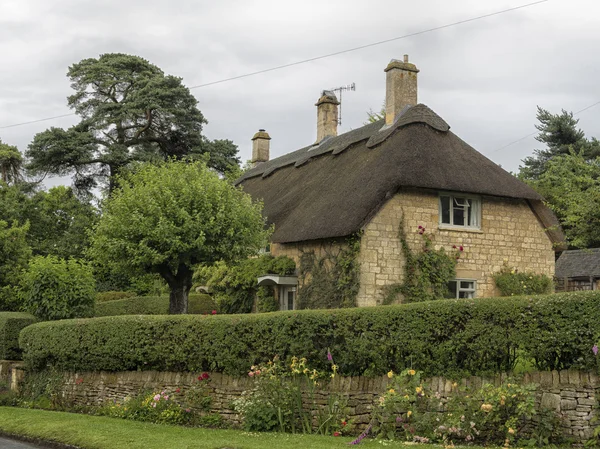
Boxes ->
[0,140,23,185]
[530,152,600,249]
[0,183,97,259]
[89,160,269,314]
[26,53,240,194]
[519,107,600,180]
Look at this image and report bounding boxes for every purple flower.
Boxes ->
[327,350,333,362]
[593,344,598,356]
[349,423,372,445]
[396,416,403,423]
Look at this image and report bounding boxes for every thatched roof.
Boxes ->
[556,249,600,279]
[238,104,565,248]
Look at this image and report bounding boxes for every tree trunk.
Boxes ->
[160,264,193,314]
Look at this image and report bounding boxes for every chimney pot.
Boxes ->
[251,129,271,167]
[384,57,419,126]
[315,91,340,143]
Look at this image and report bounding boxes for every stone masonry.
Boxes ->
[40,369,598,441]
[356,188,555,306]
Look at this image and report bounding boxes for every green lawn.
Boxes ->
[0,407,420,449]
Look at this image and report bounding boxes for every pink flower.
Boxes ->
[163,395,169,400]
[185,408,191,413]
[327,350,333,362]
[333,431,341,437]
[593,344,599,356]
[153,394,161,402]
[211,310,217,315]
[255,370,261,375]
[75,378,84,385]
[248,372,254,377]
[175,388,181,393]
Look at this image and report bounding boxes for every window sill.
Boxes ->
[438,225,483,234]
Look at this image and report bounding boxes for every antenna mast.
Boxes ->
[327,82,356,126]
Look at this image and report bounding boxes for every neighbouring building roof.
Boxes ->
[556,249,600,279]
[237,104,565,247]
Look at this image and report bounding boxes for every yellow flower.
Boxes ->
[387,370,394,378]
[407,410,412,417]
[508,428,515,435]
[452,382,458,388]
[404,395,409,399]
[389,389,395,394]
[408,369,416,376]
[480,403,493,413]
[303,368,309,374]
[415,386,423,394]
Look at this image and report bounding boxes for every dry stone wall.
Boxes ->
[38,369,598,441]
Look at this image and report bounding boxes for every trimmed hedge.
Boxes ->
[19,292,600,377]
[0,312,37,360]
[95,291,137,303]
[94,294,216,317]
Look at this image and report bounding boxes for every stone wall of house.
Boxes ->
[16,368,597,441]
[356,188,555,306]
[270,238,347,268]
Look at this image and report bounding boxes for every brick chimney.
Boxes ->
[251,129,270,167]
[315,90,340,143]
[384,55,419,126]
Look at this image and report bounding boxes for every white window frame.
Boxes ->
[439,193,481,230]
[447,279,477,299]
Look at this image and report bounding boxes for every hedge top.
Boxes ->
[19,291,600,378]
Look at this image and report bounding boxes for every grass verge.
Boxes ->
[0,407,413,449]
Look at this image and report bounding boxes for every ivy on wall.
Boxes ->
[296,235,361,309]
[383,217,461,304]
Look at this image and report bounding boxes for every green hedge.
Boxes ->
[94,294,216,317]
[0,312,37,360]
[20,292,600,377]
[95,291,137,303]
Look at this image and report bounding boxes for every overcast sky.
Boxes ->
[0,0,598,189]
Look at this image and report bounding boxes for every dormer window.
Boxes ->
[439,194,481,229]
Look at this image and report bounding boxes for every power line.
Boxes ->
[187,0,549,90]
[0,0,549,130]
[492,99,600,153]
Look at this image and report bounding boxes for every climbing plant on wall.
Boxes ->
[296,234,361,309]
[383,218,461,304]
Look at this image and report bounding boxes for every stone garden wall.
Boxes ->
[16,368,596,442]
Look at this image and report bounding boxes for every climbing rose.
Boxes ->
[201,372,210,380]
[211,310,217,315]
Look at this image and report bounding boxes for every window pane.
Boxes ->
[458,291,474,299]
[460,281,474,289]
[453,204,465,226]
[440,196,450,224]
[287,291,294,310]
[447,281,457,298]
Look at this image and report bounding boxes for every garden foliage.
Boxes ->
[493,263,553,296]
[19,291,600,377]
[21,256,95,321]
[94,294,217,317]
[194,255,295,314]
[0,312,36,360]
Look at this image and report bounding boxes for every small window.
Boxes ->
[446,279,476,299]
[439,194,480,229]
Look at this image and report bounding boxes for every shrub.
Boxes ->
[493,263,553,296]
[94,294,216,317]
[19,291,600,377]
[96,291,136,303]
[195,255,295,314]
[0,312,36,360]
[21,256,95,321]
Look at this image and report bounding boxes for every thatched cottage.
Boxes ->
[237,56,565,309]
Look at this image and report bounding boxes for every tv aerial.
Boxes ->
[327,82,356,126]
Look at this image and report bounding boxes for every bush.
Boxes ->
[94,294,216,317]
[19,292,600,377]
[21,256,95,321]
[195,255,295,314]
[96,291,136,303]
[493,263,553,296]
[0,312,36,360]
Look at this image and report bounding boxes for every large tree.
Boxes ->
[531,152,600,248]
[27,53,240,194]
[89,160,269,314]
[0,140,23,185]
[519,107,600,180]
